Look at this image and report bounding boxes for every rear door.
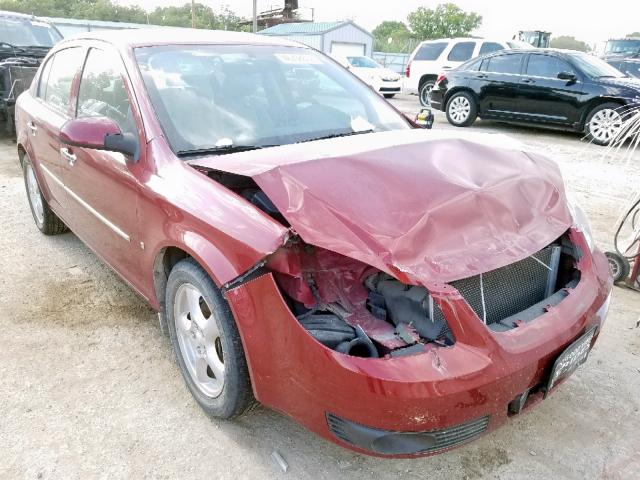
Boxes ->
[474,52,526,117]
[518,53,586,126]
[27,46,85,215]
[60,45,143,283]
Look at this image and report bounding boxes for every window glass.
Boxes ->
[135,45,409,154]
[526,55,574,78]
[460,57,482,71]
[448,42,475,62]
[44,47,85,114]
[485,54,523,74]
[621,62,640,78]
[479,42,504,56]
[0,17,62,47]
[414,42,447,61]
[77,48,136,136]
[37,56,53,98]
[347,56,381,68]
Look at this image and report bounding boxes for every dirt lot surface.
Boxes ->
[1,94,639,479]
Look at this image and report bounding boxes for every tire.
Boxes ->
[383,94,395,99]
[419,80,435,107]
[584,103,623,146]
[166,258,255,419]
[605,251,630,283]
[22,153,68,235]
[445,91,477,127]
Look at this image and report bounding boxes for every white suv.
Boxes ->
[404,38,514,106]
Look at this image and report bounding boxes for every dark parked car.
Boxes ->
[0,10,62,133]
[607,58,640,79]
[429,49,640,145]
[15,29,611,457]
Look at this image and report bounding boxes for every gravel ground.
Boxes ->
[1,95,639,479]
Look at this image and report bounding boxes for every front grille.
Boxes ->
[434,245,560,326]
[326,413,490,455]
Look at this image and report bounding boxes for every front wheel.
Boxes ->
[585,103,623,146]
[445,92,477,127]
[383,93,395,99]
[166,258,255,419]
[419,81,435,107]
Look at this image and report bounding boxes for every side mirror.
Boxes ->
[557,71,577,82]
[60,116,139,162]
[412,108,434,129]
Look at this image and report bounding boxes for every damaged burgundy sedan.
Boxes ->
[15,30,612,457]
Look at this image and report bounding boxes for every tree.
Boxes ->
[550,35,589,52]
[372,20,412,52]
[407,3,482,41]
[0,0,248,30]
[627,32,640,38]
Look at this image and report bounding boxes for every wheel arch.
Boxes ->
[17,143,26,167]
[418,74,438,90]
[443,87,479,110]
[580,97,626,129]
[150,233,263,335]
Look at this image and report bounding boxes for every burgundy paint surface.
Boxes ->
[14,29,613,457]
[189,129,573,285]
[59,116,121,148]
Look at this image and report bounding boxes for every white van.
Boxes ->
[404,38,517,106]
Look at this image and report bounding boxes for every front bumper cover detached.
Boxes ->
[224,234,612,458]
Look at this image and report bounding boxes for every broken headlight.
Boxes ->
[568,198,595,252]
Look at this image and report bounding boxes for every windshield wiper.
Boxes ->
[297,129,375,144]
[177,145,267,157]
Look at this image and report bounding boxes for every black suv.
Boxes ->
[429,49,640,145]
[0,10,62,133]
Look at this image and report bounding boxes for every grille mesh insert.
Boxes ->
[326,413,490,455]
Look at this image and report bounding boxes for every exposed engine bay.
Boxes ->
[201,168,582,359]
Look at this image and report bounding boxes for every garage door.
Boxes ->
[330,42,366,57]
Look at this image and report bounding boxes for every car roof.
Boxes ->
[59,27,302,50]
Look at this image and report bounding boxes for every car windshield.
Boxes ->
[347,56,381,68]
[605,39,640,56]
[135,45,409,154]
[0,17,62,47]
[570,53,626,78]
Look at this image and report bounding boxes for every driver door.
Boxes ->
[60,46,142,283]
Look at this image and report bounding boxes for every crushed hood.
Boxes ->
[190,129,572,285]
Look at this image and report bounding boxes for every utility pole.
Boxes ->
[252,0,257,33]
[191,0,196,28]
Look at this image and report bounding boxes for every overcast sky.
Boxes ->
[116,0,640,46]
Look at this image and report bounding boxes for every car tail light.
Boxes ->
[405,61,411,78]
[436,72,446,85]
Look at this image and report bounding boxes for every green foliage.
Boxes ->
[0,0,248,30]
[627,32,640,38]
[407,3,482,41]
[550,35,589,52]
[372,20,412,53]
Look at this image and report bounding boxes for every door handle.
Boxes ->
[27,121,37,135]
[522,78,536,84]
[475,74,488,79]
[60,147,76,166]
[442,66,452,69]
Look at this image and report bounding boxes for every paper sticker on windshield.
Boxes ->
[275,53,322,65]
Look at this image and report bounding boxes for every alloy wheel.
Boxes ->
[449,96,471,124]
[420,83,433,106]
[174,283,225,398]
[26,163,44,225]
[589,108,622,144]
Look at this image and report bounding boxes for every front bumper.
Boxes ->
[225,234,612,457]
[376,79,402,95]
[429,87,445,110]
